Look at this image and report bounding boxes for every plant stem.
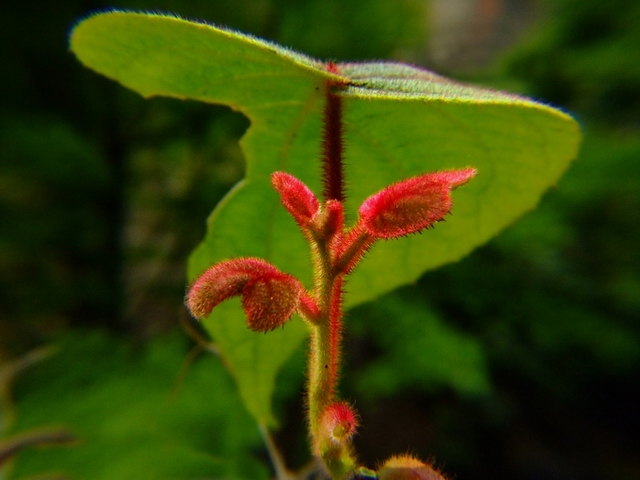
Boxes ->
[308,274,342,437]
[306,228,357,478]
[259,423,298,480]
[321,72,345,203]
[307,217,339,430]
[304,70,357,478]
[308,274,357,478]
[309,73,348,433]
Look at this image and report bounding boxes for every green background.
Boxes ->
[1,0,639,479]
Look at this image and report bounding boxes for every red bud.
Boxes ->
[186,258,302,332]
[271,172,320,228]
[378,455,447,480]
[312,199,344,245]
[358,168,476,239]
[320,402,358,444]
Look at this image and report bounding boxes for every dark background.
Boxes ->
[1,0,639,479]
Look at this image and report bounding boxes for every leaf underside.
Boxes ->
[70,11,581,425]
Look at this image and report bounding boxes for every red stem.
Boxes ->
[327,276,343,395]
[322,62,346,202]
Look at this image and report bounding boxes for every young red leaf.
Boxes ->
[242,274,302,332]
[358,168,476,239]
[312,199,344,245]
[271,172,320,228]
[186,258,302,332]
[426,168,478,188]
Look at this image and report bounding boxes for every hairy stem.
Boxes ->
[321,65,345,203]
[305,218,358,478]
[303,64,358,478]
[308,274,342,436]
[307,221,341,434]
[307,261,356,478]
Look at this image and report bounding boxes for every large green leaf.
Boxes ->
[70,11,581,425]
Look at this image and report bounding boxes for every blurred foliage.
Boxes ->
[504,0,640,126]
[6,332,266,479]
[0,346,76,480]
[1,0,639,479]
[347,291,490,400]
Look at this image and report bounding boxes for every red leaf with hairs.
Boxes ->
[186,258,302,332]
[358,168,476,239]
[271,172,319,228]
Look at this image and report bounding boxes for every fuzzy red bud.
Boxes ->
[271,172,320,228]
[358,168,476,239]
[312,199,344,243]
[377,455,447,480]
[186,258,302,332]
[319,402,358,444]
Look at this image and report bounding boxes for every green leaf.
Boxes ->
[70,11,581,425]
[8,332,267,479]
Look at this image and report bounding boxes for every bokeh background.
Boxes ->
[1,0,639,478]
